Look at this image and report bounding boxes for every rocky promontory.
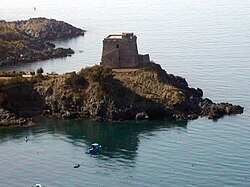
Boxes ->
[10,18,85,40]
[0,63,244,127]
[0,18,85,66]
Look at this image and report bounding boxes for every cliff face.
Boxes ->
[35,63,243,121]
[0,18,85,66]
[0,78,44,127]
[0,108,32,127]
[0,63,244,127]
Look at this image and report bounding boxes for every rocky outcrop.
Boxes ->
[34,64,244,122]
[0,18,84,66]
[0,108,33,127]
[0,80,45,127]
[0,47,74,66]
[199,99,244,120]
[0,64,244,126]
[11,18,85,40]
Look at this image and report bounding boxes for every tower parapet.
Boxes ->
[101,33,150,68]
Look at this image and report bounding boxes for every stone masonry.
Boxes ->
[101,33,150,68]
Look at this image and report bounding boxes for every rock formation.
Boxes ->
[0,108,33,127]
[0,18,85,66]
[0,63,244,127]
[10,17,85,40]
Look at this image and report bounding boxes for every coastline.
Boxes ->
[0,18,244,127]
[0,63,244,127]
[0,18,85,67]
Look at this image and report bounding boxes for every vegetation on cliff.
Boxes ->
[0,63,244,126]
[0,21,38,56]
[36,63,243,121]
[10,17,85,40]
[0,18,85,66]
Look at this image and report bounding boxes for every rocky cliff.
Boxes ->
[10,18,85,40]
[0,63,244,127]
[0,18,85,66]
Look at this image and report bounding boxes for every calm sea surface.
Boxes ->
[0,0,250,186]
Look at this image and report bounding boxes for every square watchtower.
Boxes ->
[101,33,150,68]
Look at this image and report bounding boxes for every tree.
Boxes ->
[36,67,44,75]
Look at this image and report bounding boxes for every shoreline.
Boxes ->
[0,63,244,127]
[0,18,85,67]
[0,18,244,127]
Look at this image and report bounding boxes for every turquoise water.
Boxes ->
[0,117,249,186]
[0,0,250,186]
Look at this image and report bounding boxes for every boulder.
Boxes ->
[135,112,149,121]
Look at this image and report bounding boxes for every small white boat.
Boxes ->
[85,143,102,155]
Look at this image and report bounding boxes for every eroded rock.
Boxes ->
[0,18,84,66]
[12,17,85,40]
[0,108,33,127]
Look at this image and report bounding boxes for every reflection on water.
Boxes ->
[1,0,250,186]
[1,117,186,156]
[0,117,187,161]
[0,117,250,186]
[0,117,188,186]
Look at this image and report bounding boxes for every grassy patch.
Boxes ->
[79,65,113,83]
[115,68,186,106]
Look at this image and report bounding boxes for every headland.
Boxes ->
[0,18,85,66]
[0,63,244,127]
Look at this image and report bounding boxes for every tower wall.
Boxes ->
[101,33,149,68]
[101,39,121,67]
[118,34,139,67]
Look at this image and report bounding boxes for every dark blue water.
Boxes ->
[0,0,250,186]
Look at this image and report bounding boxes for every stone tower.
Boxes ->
[101,33,150,68]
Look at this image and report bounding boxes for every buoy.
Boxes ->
[25,136,28,142]
[73,164,80,168]
[35,184,41,187]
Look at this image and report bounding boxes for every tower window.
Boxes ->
[116,44,119,49]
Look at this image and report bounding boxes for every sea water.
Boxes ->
[0,0,250,186]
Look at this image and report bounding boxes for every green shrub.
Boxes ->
[64,72,87,86]
[79,65,113,83]
[36,67,44,75]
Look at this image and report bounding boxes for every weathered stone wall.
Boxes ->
[138,54,150,64]
[101,47,119,67]
[118,34,139,67]
[101,33,140,68]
